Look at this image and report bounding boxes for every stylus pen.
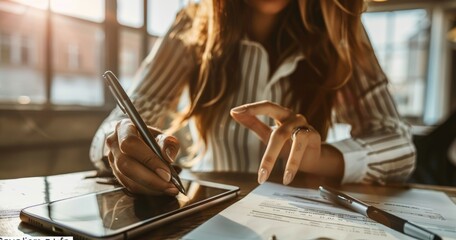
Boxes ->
[319,186,442,240]
[103,70,186,195]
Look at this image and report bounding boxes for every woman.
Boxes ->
[90,0,416,195]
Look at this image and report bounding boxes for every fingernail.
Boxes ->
[156,168,171,182]
[165,148,174,163]
[231,106,247,113]
[258,168,269,184]
[164,187,179,196]
[283,170,293,185]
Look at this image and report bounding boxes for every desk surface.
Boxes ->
[1,170,456,239]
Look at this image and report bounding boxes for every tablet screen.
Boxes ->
[22,179,235,237]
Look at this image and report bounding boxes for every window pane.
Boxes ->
[361,12,388,48]
[51,15,104,106]
[147,0,183,36]
[363,9,429,118]
[0,2,45,104]
[50,0,104,22]
[118,0,143,28]
[119,28,142,90]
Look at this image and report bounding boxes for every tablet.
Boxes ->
[20,179,239,239]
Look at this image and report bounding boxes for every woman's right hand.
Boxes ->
[106,119,180,196]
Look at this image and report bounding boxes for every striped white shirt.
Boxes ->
[90,14,416,184]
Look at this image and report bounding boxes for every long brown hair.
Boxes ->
[172,0,375,146]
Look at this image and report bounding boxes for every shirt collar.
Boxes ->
[240,37,305,87]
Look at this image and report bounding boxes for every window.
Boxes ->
[0,2,46,104]
[50,0,104,22]
[147,0,182,36]
[118,0,144,89]
[0,0,187,108]
[51,12,104,106]
[0,33,12,64]
[362,9,430,120]
[67,43,81,70]
[50,0,104,106]
[119,28,143,89]
[0,34,33,66]
[20,36,33,66]
[116,0,188,89]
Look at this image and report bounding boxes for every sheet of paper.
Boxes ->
[184,182,456,240]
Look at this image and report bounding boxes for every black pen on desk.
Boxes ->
[319,186,442,240]
[103,70,186,195]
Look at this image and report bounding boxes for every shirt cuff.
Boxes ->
[329,138,369,184]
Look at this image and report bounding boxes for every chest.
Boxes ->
[236,43,303,105]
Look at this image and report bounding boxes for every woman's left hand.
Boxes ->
[230,100,321,185]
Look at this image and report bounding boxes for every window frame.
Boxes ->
[6,0,449,123]
[367,0,456,125]
[362,9,431,122]
[0,0,156,112]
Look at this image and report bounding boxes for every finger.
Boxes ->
[284,131,310,185]
[109,134,177,191]
[108,146,162,195]
[230,109,271,144]
[147,125,180,162]
[231,101,293,122]
[258,124,296,184]
[117,119,170,172]
[258,116,308,184]
[156,134,180,163]
[110,140,178,194]
[231,101,296,143]
[119,119,179,164]
[106,123,120,148]
[299,130,322,172]
[112,164,178,196]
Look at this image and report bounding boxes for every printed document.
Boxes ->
[184,182,456,240]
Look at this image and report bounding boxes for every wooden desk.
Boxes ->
[1,171,456,239]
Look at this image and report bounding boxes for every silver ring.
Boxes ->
[271,125,279,131]
[291,126,311,141]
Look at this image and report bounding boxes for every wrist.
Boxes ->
[299,144,344,182]
[320,143,344,181]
